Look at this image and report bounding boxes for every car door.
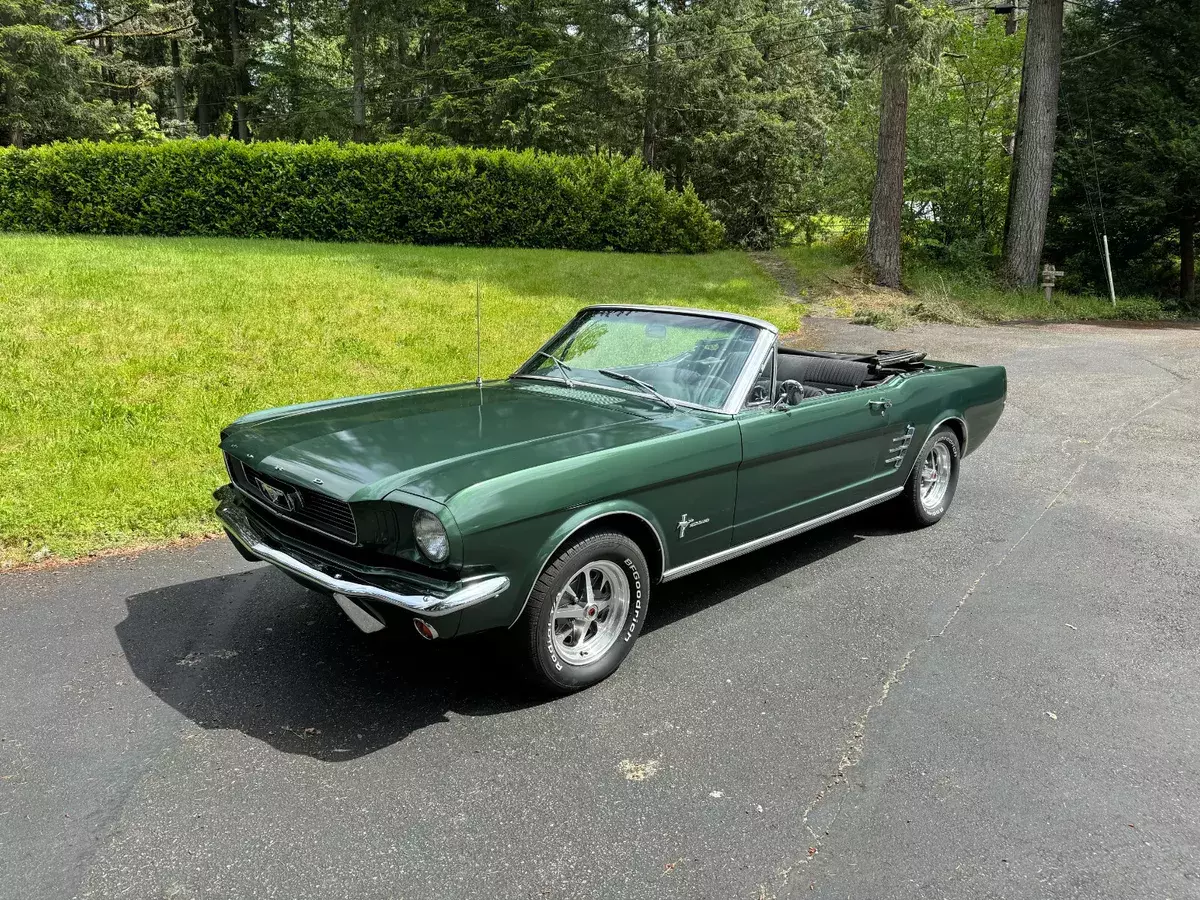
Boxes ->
[733,382,901,545]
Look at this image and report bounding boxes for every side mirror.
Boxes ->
[772,379,804,410]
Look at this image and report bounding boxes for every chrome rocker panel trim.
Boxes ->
[214,487,509,618]
[660,486,904,582]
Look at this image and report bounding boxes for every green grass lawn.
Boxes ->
[0,233,792,565]
[779,244,1170,328]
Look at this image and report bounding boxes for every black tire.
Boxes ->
[520,531,650,693]
[898,426,961,526]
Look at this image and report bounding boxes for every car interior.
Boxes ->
[748,347,931,407]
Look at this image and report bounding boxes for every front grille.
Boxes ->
[226,454,358,544]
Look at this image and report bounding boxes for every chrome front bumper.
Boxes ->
[213,485,510,619]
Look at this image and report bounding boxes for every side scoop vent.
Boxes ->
[886,424,916,469]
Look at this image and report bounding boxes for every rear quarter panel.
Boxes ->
[885,363,1007,477]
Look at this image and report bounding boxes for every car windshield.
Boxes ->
[516,309,763,409]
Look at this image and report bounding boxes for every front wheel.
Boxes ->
[520,531,650,693]
[898,426,961,526]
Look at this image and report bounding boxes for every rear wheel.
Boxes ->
[898,426,961,526]
[520,531,650,693]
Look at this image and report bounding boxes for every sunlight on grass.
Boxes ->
[0,233,792,563]
[779,244,1169,329]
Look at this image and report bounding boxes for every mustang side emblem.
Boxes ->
[677,513,711,539]
[255,478,295,511]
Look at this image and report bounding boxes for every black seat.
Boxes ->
[776,353,870,389]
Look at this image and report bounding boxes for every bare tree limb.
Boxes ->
[67,12,141,43]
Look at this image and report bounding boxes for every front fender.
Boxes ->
[508,499,670,629]
[452,499,672,636]
[537,500,670,581]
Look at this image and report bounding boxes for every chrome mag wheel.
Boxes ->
[550,559,630,666]
[920,440,953,512]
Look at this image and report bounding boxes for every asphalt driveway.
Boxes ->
[2,318,1198,899]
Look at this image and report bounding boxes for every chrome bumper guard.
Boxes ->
[214,485,509,618]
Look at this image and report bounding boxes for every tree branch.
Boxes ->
[73,21,195,42]
[67,12,140,43]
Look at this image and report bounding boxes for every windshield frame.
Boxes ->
[512,305,778,415]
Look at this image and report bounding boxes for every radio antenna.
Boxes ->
[474,281,482,387]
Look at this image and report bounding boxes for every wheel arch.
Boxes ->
[903,414,968,483]
[939,415,968,455]
[506,504,669,629]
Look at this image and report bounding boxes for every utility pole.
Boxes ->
[1181,213,1196,306]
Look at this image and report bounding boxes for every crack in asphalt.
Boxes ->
[761,379,1189,899]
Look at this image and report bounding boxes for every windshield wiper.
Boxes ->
[534,351,575,387]
[598,369,677,410]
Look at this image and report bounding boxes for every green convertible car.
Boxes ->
[215,305,1006,691]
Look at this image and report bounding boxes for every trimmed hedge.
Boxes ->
[0,140,723,253]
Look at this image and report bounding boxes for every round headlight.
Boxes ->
[412,510,449,563]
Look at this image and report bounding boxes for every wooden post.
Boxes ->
[1041,262,1065,302]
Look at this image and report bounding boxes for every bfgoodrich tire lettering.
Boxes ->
[899,426,961,526]
[521,531,650,693]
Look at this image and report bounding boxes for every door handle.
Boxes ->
[868,399,892,412]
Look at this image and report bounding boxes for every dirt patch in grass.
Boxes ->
[775,244,1175,330]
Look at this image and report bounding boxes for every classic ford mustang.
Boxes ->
[215,305,1005,691]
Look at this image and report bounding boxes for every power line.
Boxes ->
[1060,90,1104,261]
[1079,82,1108,236]
[1062,32,1135,65]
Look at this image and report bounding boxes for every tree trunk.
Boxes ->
[171,39,187,124]
[867,0,908,289]
[286,0,300,120]
[229,0,250,142]
[1182,213,1196,307]
[196,89,210,137]
[350,0,367,142]
[642,0,657,168]
[1001,0,1064,287]
[5,78,24,148]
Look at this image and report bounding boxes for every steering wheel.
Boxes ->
[776,379,806,407]
[668,368,733,406]
[704,374,734,402]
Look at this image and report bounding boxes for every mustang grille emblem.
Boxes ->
[255,478,296,511]
[677,514,711,539]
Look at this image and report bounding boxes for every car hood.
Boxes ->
[220,380,709,504]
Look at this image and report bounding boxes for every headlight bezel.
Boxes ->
[412,509,450,563]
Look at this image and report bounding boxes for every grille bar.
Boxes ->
[226,454,358,544]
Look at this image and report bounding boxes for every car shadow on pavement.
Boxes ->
[116,509,903,762]
[116,568,545,762]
